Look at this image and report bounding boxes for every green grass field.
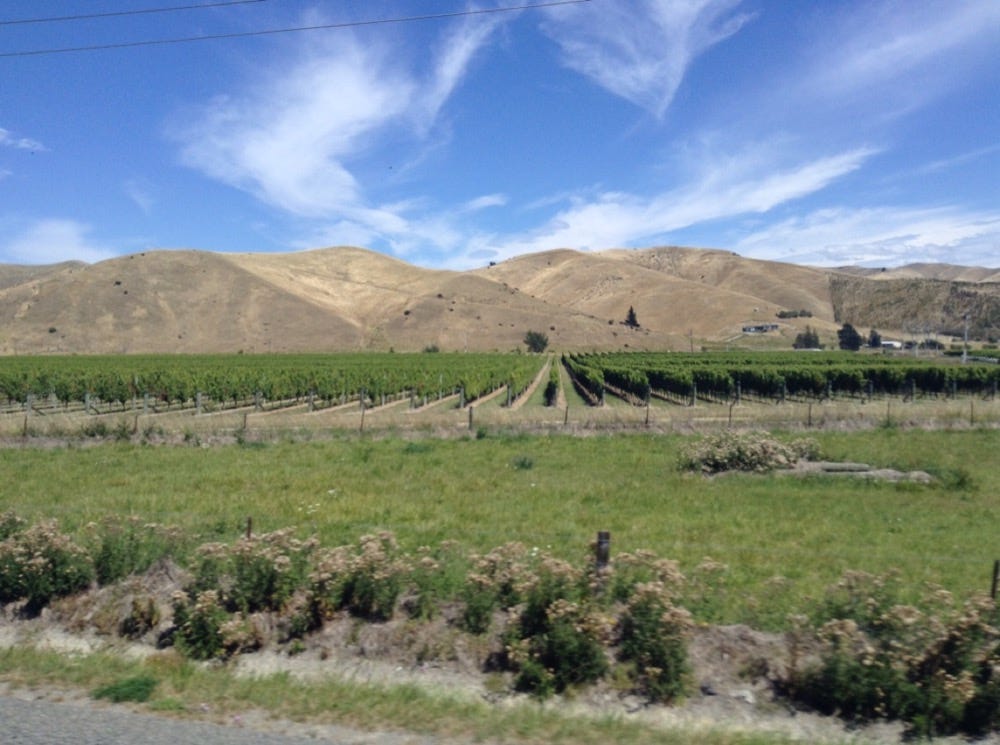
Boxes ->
[2,428,997,626]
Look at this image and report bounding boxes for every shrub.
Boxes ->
[524,330,549,353]
[460,542,533,634]
[787,571,1000,738]
[679,431,819,474]
[87,516,180,586]
[0,510,26,541]
[618,581,692,702]
[188,529,315,614]
[307,532,409,623]
[505,557,611,696]
[0,520,94,613]
[171,590,227,660]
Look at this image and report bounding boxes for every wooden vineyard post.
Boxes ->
[196,392,203,415]
[468,405,474,431]
[564,404,569,426]
[992,560,999,601]
[246,516,253,541]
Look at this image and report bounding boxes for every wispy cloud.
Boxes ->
[175,13,503,239]
[452,144,875,264]
[124,179,155,215]
[916,143,1000,175]
[0,127,45,151]
[541,0,753,117]
[807,1,1000,105]
[734,206,1000,267]
[461,194,508,212]
[0,219,116,265]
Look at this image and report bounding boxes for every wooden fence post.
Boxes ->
[595,531,611,571]
[991,560,999,601]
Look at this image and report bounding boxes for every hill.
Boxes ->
[0,245,997,354]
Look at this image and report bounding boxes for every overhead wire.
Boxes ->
[0,0,591,58]
[0,0,267,27]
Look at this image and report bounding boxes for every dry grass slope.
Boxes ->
[0,245,996,354]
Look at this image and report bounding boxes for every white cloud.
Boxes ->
[124,179,155,215]
[458,145,875,263]
[0,219,116,265]
[176,15,503,243]
[461,194,508,212]
[806,1,1000,105]
[0,128,45,151]
[734,207,1000,267]
[541,0,752,117]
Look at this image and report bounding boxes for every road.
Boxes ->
[0,692,446,745]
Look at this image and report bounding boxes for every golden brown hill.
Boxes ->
[0,245,996,354]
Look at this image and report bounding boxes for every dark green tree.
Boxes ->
[868,329,882,348]
[793,326,821,349]
[838,323,863,351]
[625,306,640,328]
[524,330,549,353]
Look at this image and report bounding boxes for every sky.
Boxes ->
[1,0,999,270]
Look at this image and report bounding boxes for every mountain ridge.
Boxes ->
[1,246,997,354]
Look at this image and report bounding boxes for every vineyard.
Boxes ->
[564,351,1000,405]
[2,351,999,436]
[0,353,543,415]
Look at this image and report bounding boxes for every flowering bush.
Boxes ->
[679,431,820,474]
[619,581,692,702]
[0,520,94,614]
[788,571,1000,738]
[505,556,612,697]
[189,529,316,614]
[308,532,410,622]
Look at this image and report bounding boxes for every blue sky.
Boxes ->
[1,0,998,269]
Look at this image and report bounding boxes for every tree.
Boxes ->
[793,326,821,349]
[524,330,549,353]
[838,323,863,351]
[868,329,882,349]
[625,306,640,328]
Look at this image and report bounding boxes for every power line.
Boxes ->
[0,0,591,58]
[1,0,267,27]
